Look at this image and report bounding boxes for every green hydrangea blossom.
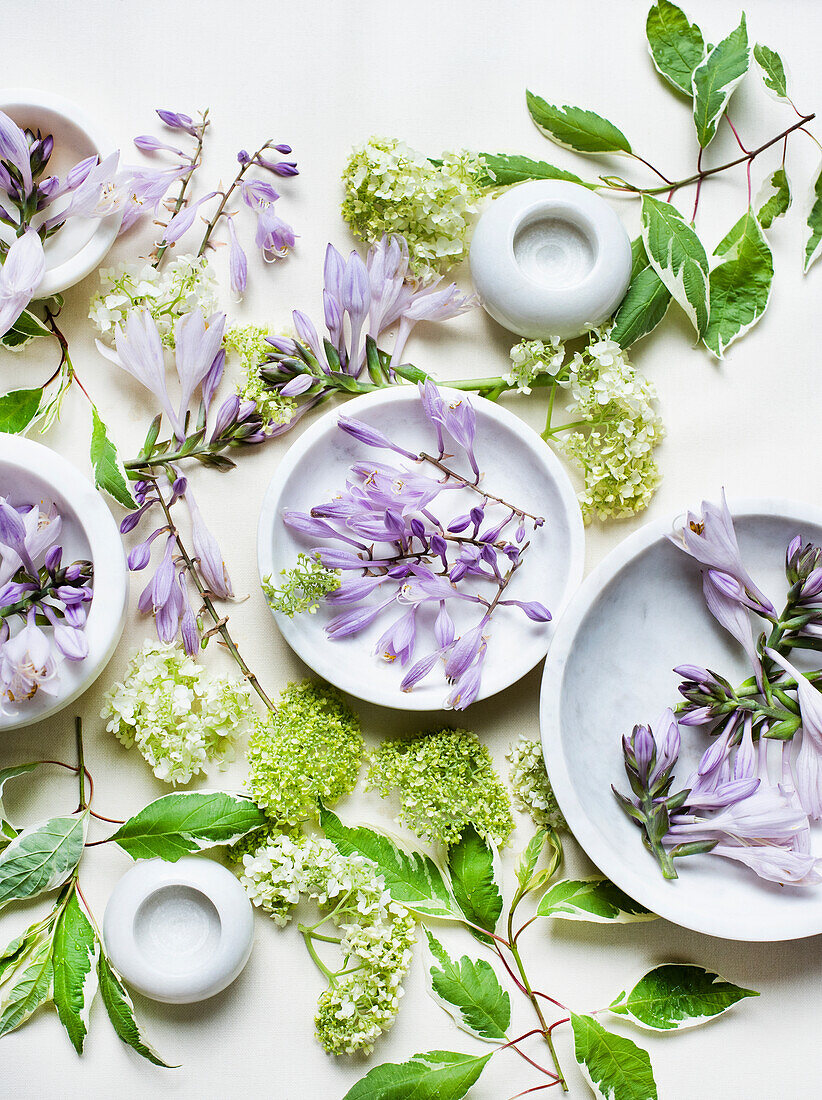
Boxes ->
[247,680,364,825]
[101,640,250,785]
[262,553,341,616]
[508,336,566,393]
[366,728,514,848]
[507,734,567,831]
[224,323,295,425]
[341,137,484,276]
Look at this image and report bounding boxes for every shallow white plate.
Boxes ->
[0,434,128,731]
[258,387,584,711]
[541,498,822,942]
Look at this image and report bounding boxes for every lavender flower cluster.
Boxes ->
[0,498,93,709]
[281,380,550,709]
[616,493,822,887]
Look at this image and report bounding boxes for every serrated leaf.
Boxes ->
[757,167,791,229]
[0,926,37,983]
[692,14,750,148]
[342,1049,491,1100]
[53,892,99,1053]
[424,931,510,1042]
[447,826,502,944]
[537,877,656,923]
[0,813,87,908]
[477,153,596,189]
[35,362,72,434]
[753,43,789,100]
[0,308,50,351]
[526,94,632,155]
[516,830,547,889]
[0,938,53,1037]
[98,953,174,1067]
[703,209,773,358]
[89,405,137,509]
[641,195,710,335]
[609,964,758,1031]
[610,260,672,348]
[571,1013,657,1100]
[0,388,42,434]
[646,1,706,96]
[804,161,822,273]
[110,791,267,861]
[320,805,459,919]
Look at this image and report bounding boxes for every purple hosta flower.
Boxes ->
[118,163,192,234]
[0,498,61,585]
[187,491,233,599]
[173,310,226,427]
[0,229,45,337]
[389,281,475,369]
[418,382,480,480]
[326,574,388,605]
[446,640,487,710]
[702,570,763,686]
[0,609,58,709]
[326,595,398,639]
[444,618,488,682]
[226,216,247,295]
[156,109,202,137]
[240,180,296,262]
[766,648,822,819]
[254,152,299,177]
[669,491,776,616]
[162,191,217,243]
[97,310,180,433]
[498,599,552,622]
[0,109,34,196]
[38,603,88,662]
[400,650,441,692]
[708,843,821,886]
[375,607,417,665]
[55,152,125,222]
[337,415,420,461]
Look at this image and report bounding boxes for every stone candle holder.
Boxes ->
[103,858,254,1004]
[469,180,632,340]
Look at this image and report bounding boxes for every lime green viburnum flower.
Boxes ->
[341,137,484,277]
[101,640,250,785]
[366,727,514,848]
[247,680,364,825]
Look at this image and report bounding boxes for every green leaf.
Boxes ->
[0,388,42,434]
[0,813,87,908]
[477,153,596,189]
[0,762,39,817]
[571,1013,657,1100]
[342,1049,491,1100]
[804,161,822,273]
[0,939,54,1037]
[703,209,773,358]
[526,94,632,155]
[610,257,672,349]
[320,805,459,919]
[692,14,750,148]
[537,877,657,923]
[424,931,510,1042]
[757,167,791,229]
[90,405,137,509]
[0,926,37,983]
[640,194,710,336]
[0,308,50,351]
[515,829,547,890]
[609,964,758,1031]
[753,43,789,100]
[110,791,268,861]
[98,952,174,1067]
[53,892,99,1053]
[645,1,706,96]
[447,825,502,944]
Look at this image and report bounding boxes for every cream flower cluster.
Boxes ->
[507,336,566,394]
[101,640,249,784]
[557,328,664,522]
[240,832,416,1054]
[507,734,566,831]
[89,254,219,346]
[223,323,295,425]
[341,138,483,276]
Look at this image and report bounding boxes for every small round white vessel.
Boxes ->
[103,858,255,1004]
[0,87,122,296]
[469,180,632,340]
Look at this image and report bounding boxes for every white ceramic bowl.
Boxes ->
[258,386,585,711]
[469,180,632,340]
[0,88,122,296]
[103,858,255,1004]
[540,498,822,942]
[0,434,127,731]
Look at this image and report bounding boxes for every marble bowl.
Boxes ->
[469,180,632,340]
[0,434,127,731]
[103,858,255,1004]
[0,88,122,296]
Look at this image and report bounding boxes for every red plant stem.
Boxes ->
[630,152,672,185]
[691,148,704,223]
[725,116,749,153]
[532,990,569,1011]
[506,1044,560,1079]
[508,1084,561,1098]
[547,1017,571,1034]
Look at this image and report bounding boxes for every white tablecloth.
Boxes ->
[3,0,822,1095]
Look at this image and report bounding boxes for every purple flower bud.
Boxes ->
[400,651,440,692]
[786,534,802,564]
[272,143,292,155]
[434,602,455,648]
[674,664,712,683]
[128,542,153,571]
[54,622,88,662]
[237,149,251,164]
[134,135,184,154]
[449,561,468,583]
[337,415,419,460]
[444,620,486,681]
[500,599,552,622]
[209,394,240,441]
[44,545,62,573]
[156,109,198,135]
[447,515,471,534]
[679,706,715,726]
[280,374,314,397]
[632,725,656,785]
[410,518,426,541]
[63,564,81,582]
[180,603,199,655]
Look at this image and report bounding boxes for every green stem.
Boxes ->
[299,925,338,984]
[153,111,209,267]
[75,718,86,812]
[196,138,273,257]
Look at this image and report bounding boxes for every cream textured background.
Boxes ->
[2,0,822,1096]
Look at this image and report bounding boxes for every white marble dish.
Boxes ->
[0,88,122,296]
[103,857,254,1004]
[258,386,585,711]
[0,434,127,731]
[469,180,632,340]
[540,498,822,942]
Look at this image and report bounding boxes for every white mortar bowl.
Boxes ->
[0,434,128,731]
[469,180,632,340]
[0,88,123,297]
